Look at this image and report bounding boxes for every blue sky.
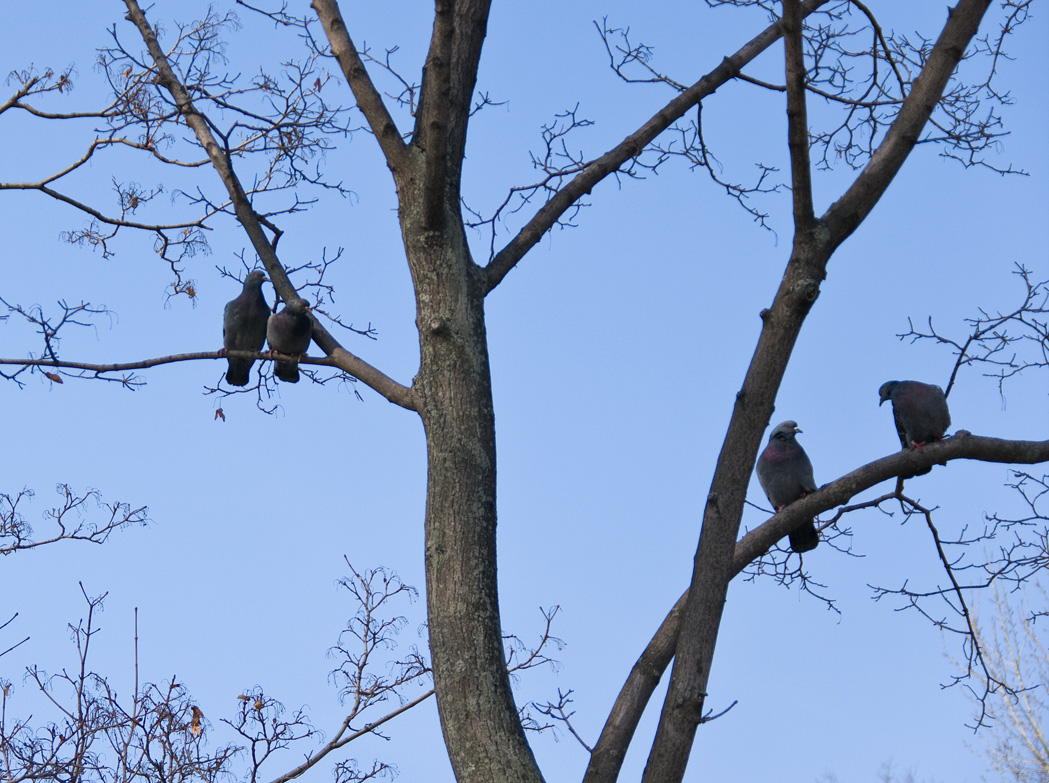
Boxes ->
[2,2,1047,782]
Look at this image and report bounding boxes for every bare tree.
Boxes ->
[962,579,1049,782]
[0,2,1046,783]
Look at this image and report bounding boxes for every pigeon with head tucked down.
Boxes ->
[878,380,951,476]
[222,270,270,387]
[756,420,819,553]
[267,298,313,383]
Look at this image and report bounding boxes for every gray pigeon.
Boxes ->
[266,298,313,383]
[756,420,819,553]
[222,270,270,386]
[878,380,951,476]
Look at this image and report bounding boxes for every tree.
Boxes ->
[965,578,1049,782]
[0,2,1046,782]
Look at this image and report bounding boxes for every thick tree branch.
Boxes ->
[310,0,410,174]
[583,591,687,783]
[440,0,492,190]
[822,0,994,251]
[415,0,454,231]
[391,2,545,781]
[323,342,418,410]
[483,0,831,294]
[588,432,1049,783]
[782,0,815,232]
[737,433,1049,564]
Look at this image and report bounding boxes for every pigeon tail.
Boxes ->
[273,357,300,383]
[225,362,253,387]
[789,520,819,553]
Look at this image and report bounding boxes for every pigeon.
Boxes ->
[266,298,313,383]
[756,420,819,553]
[222,270,270,386]
[878,380,951,476]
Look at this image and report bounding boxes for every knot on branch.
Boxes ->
[675,692,708,725]
[428,317,447,335]
[791,277,821,309]
[809,219,831,248]
[720,56,741,79]
[421,229,447,252]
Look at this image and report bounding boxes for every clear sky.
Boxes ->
[2,2,1047,782]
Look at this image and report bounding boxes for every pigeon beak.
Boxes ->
[793,426,803,434]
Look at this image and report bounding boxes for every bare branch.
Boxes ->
[897,263,1048,398]
[529,690,592,752]
[259,560,431,783]
[0,485,148,556]
[865,495,998,725]
[961,577,1049,774]
[822,0,999,251]
[0,614,29,661]
[310,0,410,171]
[640,5,1008,764]
[484,0,833,293]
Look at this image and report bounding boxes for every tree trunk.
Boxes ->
[406,198,544,783]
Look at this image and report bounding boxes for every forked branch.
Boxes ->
[483,0,832,293]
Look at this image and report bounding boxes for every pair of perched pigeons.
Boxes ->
[756,380,952,553]
[222,270,314,385]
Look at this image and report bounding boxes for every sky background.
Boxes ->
[2,2,1048,782]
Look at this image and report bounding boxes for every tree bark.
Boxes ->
[396,1,545,781]
[411,223,543,783]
